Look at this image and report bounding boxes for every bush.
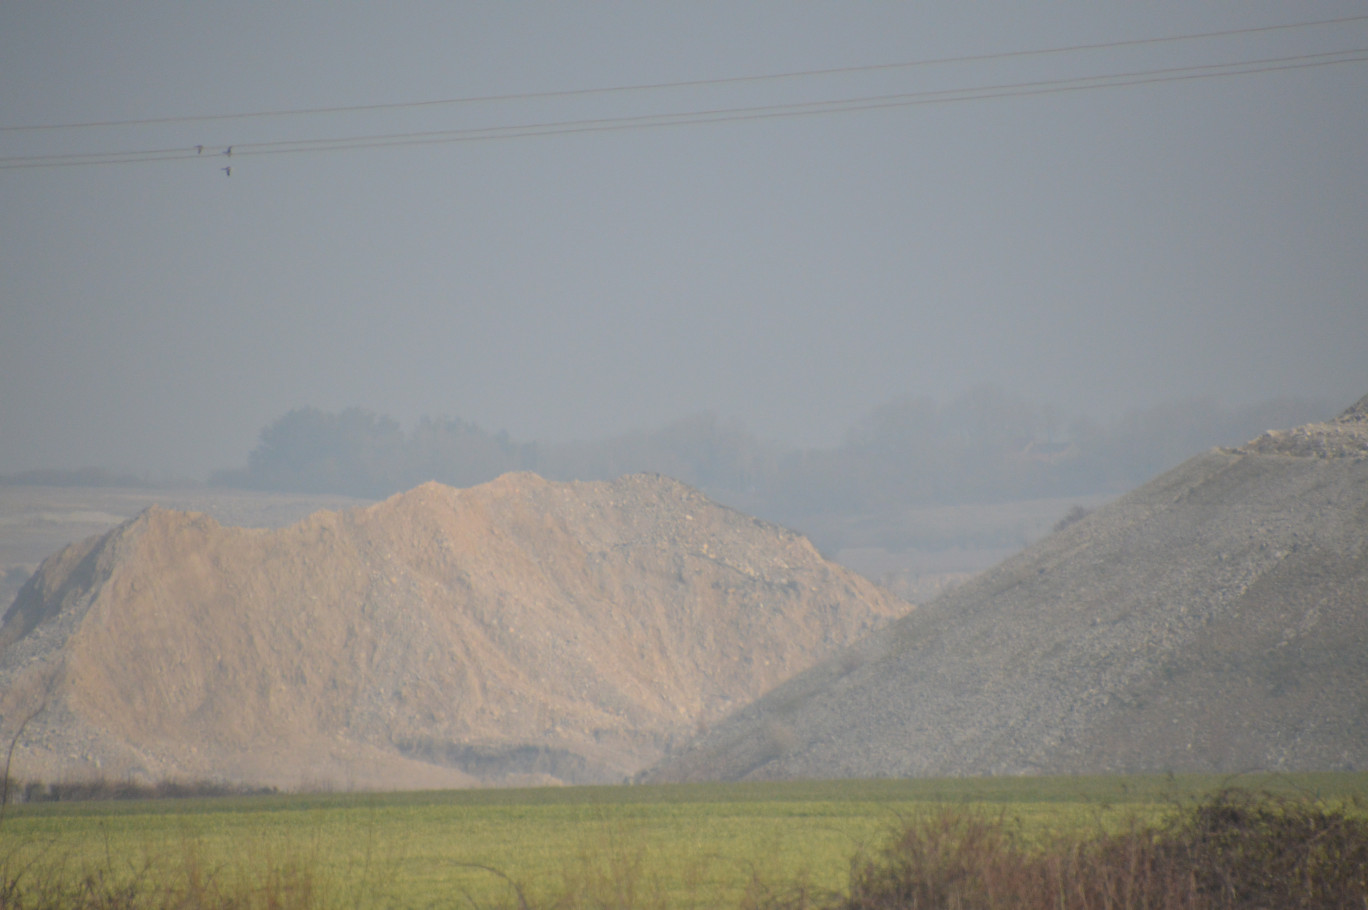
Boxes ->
[8,776,277,804]
[1165,789,1368,908]
[758,789,1368,910]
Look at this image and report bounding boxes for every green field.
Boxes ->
[2,773,1365,909]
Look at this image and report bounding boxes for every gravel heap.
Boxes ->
[648,395,1368,782]
[0,473,905,790]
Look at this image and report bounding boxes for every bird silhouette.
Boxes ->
[222,166,231,177]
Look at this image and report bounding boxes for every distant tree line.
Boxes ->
[0,467,150,488]
[210,390,1327,525]
[209,407,771,503]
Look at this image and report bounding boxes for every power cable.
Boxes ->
[1,46,1364,170]
[1,13,1365,134]
[222,48,1368,157]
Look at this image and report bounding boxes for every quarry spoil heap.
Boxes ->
[0,472,904,789]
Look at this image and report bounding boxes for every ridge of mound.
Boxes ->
[1234,393,1368,458]
[0,473,904,789]
[647,397,1368,782]
[1335,393,1368,423]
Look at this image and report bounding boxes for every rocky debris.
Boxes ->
[0,473,906,789]
[1234,393,1368,459]
[646,396,1368,783]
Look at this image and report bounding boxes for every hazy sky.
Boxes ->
[2,3,1366,478]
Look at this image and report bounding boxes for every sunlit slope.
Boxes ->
[0,472,904,789]
[648,396,1368,781]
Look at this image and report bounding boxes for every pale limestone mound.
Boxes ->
[0,473,905,789]
[648,396,1368,783]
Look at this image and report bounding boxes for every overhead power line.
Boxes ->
[2,13,1365,134]
[216,48,1368,157]
[1,45,1364,171]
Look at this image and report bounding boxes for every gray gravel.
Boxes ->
[648,397,1368,781]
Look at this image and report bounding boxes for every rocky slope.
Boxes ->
[647,395,1368,782]
[0,473,904,789]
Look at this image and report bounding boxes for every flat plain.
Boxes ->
[4,773,1364,909]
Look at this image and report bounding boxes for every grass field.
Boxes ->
[2,773,1365,909]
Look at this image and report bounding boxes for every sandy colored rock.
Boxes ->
[0,473,904,789]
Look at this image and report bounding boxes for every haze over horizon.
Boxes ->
[3,3,1365,480]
